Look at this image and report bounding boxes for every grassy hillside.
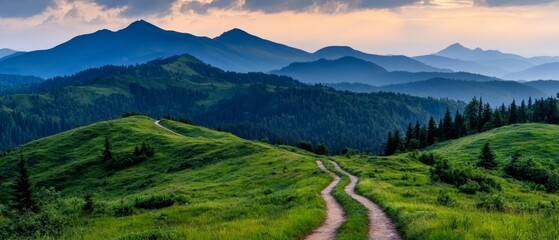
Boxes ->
[429,123,559,167]
[0,116,329,239]
[335,123,559,239]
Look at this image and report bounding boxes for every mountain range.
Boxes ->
[0,20,444,78]
[273,56,499,86]
[415,43,559,80]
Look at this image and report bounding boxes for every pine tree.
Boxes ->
[133,146,141,156]
[453,110,466,138]
[442,108,453,140]
[509,100,518,124]
[427,116,437,146]
[519,100,527,123]
[102,137,112,162]
[413,121,421,141]
[384,131,395,156]
[478,142,498,170]
[405,122,414,149]
[464,97,479,133]
[394,130,403,152]
[12,152,36,212]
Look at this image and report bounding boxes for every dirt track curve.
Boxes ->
[305,160,346,240]
[153,120,398,240]
[330,160,401,240]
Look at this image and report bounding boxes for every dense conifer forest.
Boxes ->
[0,55,460,153]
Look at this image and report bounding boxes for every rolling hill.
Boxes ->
[375,78,546,105]
[0,48,17,59]
[429,123,559,167]
[413,55,507,77]
[506,62,559,80]
[335,123,559,239]
[0,115,330,239]
[312,46,448,73]
[0,54,461,153]
[273,57,501,86]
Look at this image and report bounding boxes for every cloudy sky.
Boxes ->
[1,0,559,56]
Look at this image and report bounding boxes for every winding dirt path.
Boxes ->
[305,160,346,240]
[329,160,401,240]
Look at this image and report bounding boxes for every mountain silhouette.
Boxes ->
[506,62,559,80]
[0,48,17,59]
[313,46,448,73]
[273,57,500,86]
[0,20,317,78]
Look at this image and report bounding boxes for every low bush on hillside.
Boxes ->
[105,143,155,171]
[117,230,178,240]
[134,194,185,210]
[477,194,508,212]
[504,154,559,193]
[430,159,501,194]
[0,187,80,239]
[113,201,134,217]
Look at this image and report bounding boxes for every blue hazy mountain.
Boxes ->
[506,62,559,80]
[0,20,448,78]
[0,48,17,59]
[524,80,559,96]
[434,43,534,73]
[273,57,500,86]
[327,78,547,106]
[413,55,507,77]
[313,46,449,73]
[0,20,315,78]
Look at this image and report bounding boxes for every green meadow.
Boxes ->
[335,123,559,239]
[0,116,329,239]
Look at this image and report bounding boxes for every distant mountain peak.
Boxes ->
[215,28,260,42]
[121,20,162,32]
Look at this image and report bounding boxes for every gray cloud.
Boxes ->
[0,0,55,18]
[84,0,176,17]
[475,0,559,6]
[183,0,422,14]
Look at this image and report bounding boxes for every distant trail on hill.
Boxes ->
[330,160,401,240]
[305,160,345,240]
[154,120,183,136]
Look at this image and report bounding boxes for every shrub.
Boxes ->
[113,201,134,217]
[430,159,500,193]
[477,194,507,212]
[106,154,148,171]
[504,155,547,183]
[134,195,177,210]
[437,191,455,206]
[417,152,436,166]
[83,193,94,213]
[117,230,178,240]
[458,180,481,194]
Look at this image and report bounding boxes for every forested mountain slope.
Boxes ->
[0,54,461,153]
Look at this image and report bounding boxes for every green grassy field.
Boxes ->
[335,123,559,239]
[0,116,330,239]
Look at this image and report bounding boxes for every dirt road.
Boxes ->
[330,160,401,240]
[305,160,346,240]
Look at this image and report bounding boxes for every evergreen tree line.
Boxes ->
[384,96,559,156]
